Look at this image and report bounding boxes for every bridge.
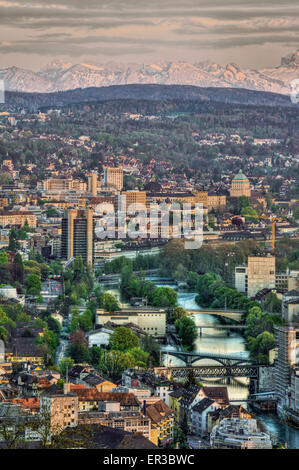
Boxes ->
[155,365,262,379]
[196,324,246,337]
[187,309,244,322]
[162,349,251,366]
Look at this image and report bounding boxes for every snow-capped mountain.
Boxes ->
[0,51,298,95]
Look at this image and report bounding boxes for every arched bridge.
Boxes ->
[162,349,251,367]
[187,309,244,322]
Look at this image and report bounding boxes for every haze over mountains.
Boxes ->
[1,51,298,95]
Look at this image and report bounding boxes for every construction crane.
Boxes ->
[252,215,285,252]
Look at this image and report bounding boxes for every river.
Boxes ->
[103,277,299,448]
[148,277,299,448]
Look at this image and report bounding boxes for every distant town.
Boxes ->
[0,94,298,450]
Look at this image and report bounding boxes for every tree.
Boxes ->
[25,273,42,295]
[168,307,188,324]
[98,293,120,312]
[67,342,90,363]
[263,292,282,313]
[152,287,177,308]
[128,347,149,367]
[0,251,9,266]
[99,350,135,380]
[175,316,197,351]
[8,229,19,253]
[109,327,140,352]
[59,358,74,376]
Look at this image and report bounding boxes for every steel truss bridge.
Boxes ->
[157,365,260,379]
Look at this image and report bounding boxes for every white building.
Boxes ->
[210,418,272,449]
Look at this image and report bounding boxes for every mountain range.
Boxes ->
[1,50,298,95]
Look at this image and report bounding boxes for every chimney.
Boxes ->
[143,400,147,415]
[64,382,71,394]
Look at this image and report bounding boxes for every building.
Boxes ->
[0,211,36,228]
[40,393,78,435]
[210,418,272,449]
[191,398,222,437]
[145,400,174,446]
[282,290,299,323]
[61,208,94,265]
[274,326,299,410]
[234,265,248,294]
[247,255,276,298]
[40,178,86,192]
[230,170,251,198]
[87,172,98,196]
[121,191,147,211]
[104,167,123,191]
[168,389,184,423]
[96,308,166,338]
[207,193,227,210]
[78,410,153,444]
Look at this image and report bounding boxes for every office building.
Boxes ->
[61,208,94,265]
[104,167,123,191]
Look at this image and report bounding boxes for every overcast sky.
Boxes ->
[0,0,298,70]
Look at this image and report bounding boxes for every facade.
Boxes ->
[96,308,166,338]
[234,265,248,294]
[0,211,36,228]
[78,410,153,444]
[191,398,222,437]
[104,167,123,191]
[145,400,174,446]
[61,208,94,264]
[40,393,78,435]
[282,290,299,323]
[230,170,251,198]
[40,178,86,192]
[122,191,147,211]
[87,172,98,196]
[247,255,276,298]
[274,326,299,409]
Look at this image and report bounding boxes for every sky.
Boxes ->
[0,0,298,70]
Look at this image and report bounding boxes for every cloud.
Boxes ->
[0,1,298,66]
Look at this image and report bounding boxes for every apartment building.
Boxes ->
[0,211,37,228]
[40,394,78,435]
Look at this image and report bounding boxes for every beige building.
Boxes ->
[104,167,123,191]
[61,208,94,265]
[207,194,227,210]
[230,170,251,198]
[40,394,78,435]
[87,172,98,196]
[40,178,86,192]
[96,307,166,338]
[247,255,276,298]
[0,211,37,228]
[122,191,147,211]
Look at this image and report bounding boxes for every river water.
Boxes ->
[103,277,299,447]
[148,277,299,448]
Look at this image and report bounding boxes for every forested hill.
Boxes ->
[3,84,294,110]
